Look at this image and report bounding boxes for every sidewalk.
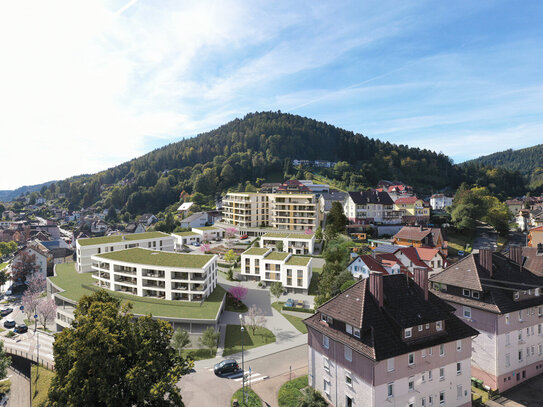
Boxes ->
[252,366,308,407]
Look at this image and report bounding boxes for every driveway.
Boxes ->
[472,223,498,251]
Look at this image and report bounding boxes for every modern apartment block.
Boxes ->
[91,247,218,301]
[240,247,312,293]
[260,232,316,255]
[304,271,477,407]
[76,232,175,273]
[430,248,543,392]
[222,192,319,232]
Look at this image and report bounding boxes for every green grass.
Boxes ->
[278,375,308,407]
[243,247,269,256]
[0,263,6,271]
[231,387,262,407]
[180,348,217,361]
[225,295,248,312]
[265,252,290,261]
[272,302,307,334]
[308,268,321,296]
[50,263,225,319]
[285,256,311,266]
[447,231,474,255]
[77,231,169,246]
[31,365,55,407]
[223,325,276,356]
[96,247,214,268]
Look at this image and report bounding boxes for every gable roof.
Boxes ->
[394,226,442,242]
[395,247,430,269]
[348,190,394,206]
[415,247,442,261]
[394,196,420,204]
[358,255,388,274]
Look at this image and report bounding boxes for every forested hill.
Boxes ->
[463,144,543,189]
[38,111,525,217]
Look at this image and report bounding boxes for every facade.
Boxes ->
[222,192,319,232]
[528,226,543,247]
[179,212,209,229]
[260,232,315,255]
[393,226,447,256]
[76,232,175,273]
[344,190,401,224]
[430,194,454,211]
[91,247,218,301]
[192,227,224,241]
[304,272,477,407]
[393,197,431,223]
[346,255,387,279]
[430,248,543,392]
[172,232,202,250]
[240,247,312,293]
[505,199,524,215]
[12,244,49,279]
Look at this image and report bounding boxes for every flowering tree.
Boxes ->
[26,273,46,294]
[228,284,248,304]
[246,305,266,335]
[225,227,238,239]
[37,298,57,329]
[22,291,41,320]
[304,228,313,235]
[199,243,210,254]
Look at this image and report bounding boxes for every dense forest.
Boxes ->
[464,144,543,190]
[34,111,526,219]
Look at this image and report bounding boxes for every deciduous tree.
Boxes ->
[246,305,266,335]
[270,282,284,300]
[171,329,191,356]
[228,284,248,304]
[199,327,219,354]
[11,251,39,283]
[37,298,57,329]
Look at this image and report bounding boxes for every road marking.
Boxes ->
[232,372,268,384]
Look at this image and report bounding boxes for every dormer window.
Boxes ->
[346,324,353,335]
[472,291,480,299]
[321,313,327,322]
[514,292,520,300]
[405,328,412,338]
[462,289,470,297]
[353,328,360,338]
[436,321,443,331]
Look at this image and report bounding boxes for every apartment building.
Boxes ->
[304,271,477,407]
[430,248,543,392]
[260,232,316,255]
[222,192,319,232]
[172,231,201,250]
[430,194,454,211]
[240,247,312,293]
[91,247,218,301]
[192,227,224,241]
[393,196,431,224]
[76,232,175,273]
[344,190,401,224]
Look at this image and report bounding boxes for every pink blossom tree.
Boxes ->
[26,273,46,294]
[228,284,248,305]
[199,243,211,254]
[304,228,313,235]
[22,290,41,320]
[225,227,238,239]
[37,298,57,329]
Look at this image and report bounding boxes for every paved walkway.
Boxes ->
[252,366,308,407]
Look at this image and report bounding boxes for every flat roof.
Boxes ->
[193,227,221,231]
[262,232,314,240]
[49,263,224,319]
[172,231,199,237]
[94,248,214,269]
[285,256,311,266]
[265,252,290,261]
[78,232,170,246]
[243,247,269,256]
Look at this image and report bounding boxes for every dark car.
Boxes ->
[214,359,240,375]
[0,308,13,317]
[14,324,27,334]
[3,320,15,329]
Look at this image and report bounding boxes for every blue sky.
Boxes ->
[1,1,542,189]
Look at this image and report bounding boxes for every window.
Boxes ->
[387,382,394,398]
[428,370,433,381]
[439,367,445,380]
[346,324,353,335]
[519,350,523,361]
[506,313,510,325]
[506,333,510,346]
[539,324,542,335]
[422,372,426,382]
[426,323,430,329]
[519,330,523,341]
[439,391,445,405]
[354,328,360,338]
[439,344,445,356]
[539,306,542,316]
[419,325,423,332]
[463,306,472,319]
[345,370,352,386]
[457,385,463,400]
[539,344,542,355]
[463,289,470,297]
[344,346,352,362]
[321,313,327,321]
[422,349,427,358]
[422,398,426,407]
[408,376,414,392]
[457,362,462,375]
[323,357,329,371]
[429,395,433,406]
[324,379,331,397]
[405,328,412,338]
[505,353,510,367]
[387,358,395,372]
[457,340,462,352]
[436,321,443,331]
[323,335,329,349]
[515,292,520,300]
[346,395,353,407]
[428,347,433,356]
[472,291,480,299]
[519,310,523,321]
[408,352,414,366]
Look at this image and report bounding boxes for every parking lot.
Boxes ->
[493,374,543,406]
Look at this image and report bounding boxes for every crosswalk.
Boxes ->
[207,368,268,384]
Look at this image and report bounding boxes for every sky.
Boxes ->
[1,0,542,190]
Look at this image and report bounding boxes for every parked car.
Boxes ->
[295,300,304,309]
[457,250,465,257]
[285,298,294,307]
[0,308,13,317]
[193,242,201,247]
[214,359,240,375]
[14,323,27,334]
[3,320,15,329]
[240,234,249,240]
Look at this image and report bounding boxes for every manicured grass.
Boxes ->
[308,268,321,296]
[31,365,55,407]
[0,263,6,271]
[231,387,262,407]
[77,231,169,246]
[50,263,225,319]
[447,231,474,255]
[278,375,308,407]
[272,302,307,334]
[96,247,214,268]
[180,348,217,361]
[225,295,248,313]
[223,325,276,356]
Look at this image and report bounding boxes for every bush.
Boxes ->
[278,375,308,407]
[218,262,234,268]
[282,306,315,314]
[257,281,263,287]
[5,331,15,338]
[0,380,10,395]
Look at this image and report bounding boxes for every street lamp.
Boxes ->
[239,313,246,405]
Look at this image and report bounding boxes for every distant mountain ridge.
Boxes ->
[463,144,543,176]
[0,180,56,202]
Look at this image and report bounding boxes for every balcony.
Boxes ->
[190,273,206,281]
[113,265,137,276]
[172,283,189,291]
[115,285,137,295]
[114,276,137,286]
[142,269,165,279]
[172,272,189,281]
[191,283,206,292]
[172,293,189,301]
[143,289,165,299]
[143,280,166,289]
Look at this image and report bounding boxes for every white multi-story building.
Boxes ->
[240,247,312,293]
[91,247,218,302]
[304,271,477,407]
[344,190,401,224]
[260,232,315,255]
[192,227,224,241]
[172,232,202,250]
[430,194,454,211]
[75,232,175,273]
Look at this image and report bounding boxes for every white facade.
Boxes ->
[260,233,315,255]
[343,196,401,224]
[192,227,224,241]
[172,232,202,250]
[430,195,454,211]
[180,212,208,229]
[76,232,175,273]
[13,246,48,279]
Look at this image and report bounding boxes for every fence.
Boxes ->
[3,344,55,371]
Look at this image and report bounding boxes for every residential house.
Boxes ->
[346,255,387,279]
[415,247,446,272]
[517,209,543,233]
[260,232,316,255]
[180,212,209,229]
[12,243,49,280]
[172,232,202,250]
[393,196,430,224]
[344,190,401,224]
[393,247,430,275]
[505,199,524,215]
[192,227,224,241]
[177,202,194,217]
[304,272,477,407]
[91,220,107,234]
[393,226,447,256]
[319,191,348,213]
[124,223,146,234]
[139,213,158,226]
[430,194,454,211]
[430,248,543,392]
[240,247,312,293]
[299,180,330,193]
[528,226,543,247]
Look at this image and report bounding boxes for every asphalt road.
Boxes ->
[472,223,498,251]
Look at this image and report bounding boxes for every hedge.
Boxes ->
[282,306,315,314]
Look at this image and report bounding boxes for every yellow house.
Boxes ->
[393,197,430,219]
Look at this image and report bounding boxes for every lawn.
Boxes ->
[231,387,262,407]
[278,375,308,407]
[308,268,321,296]
[271,302,308,334]
[471,385,489,405]
[223,324,275,356]
[181,348,217,361]
[50,263,226,319]
[447,231,474,255]
[0,263,6,271]
[31,365,55,407]
[225,295,248,313]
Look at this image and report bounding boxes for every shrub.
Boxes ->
[278,375,308,407]
[282,306,315,314]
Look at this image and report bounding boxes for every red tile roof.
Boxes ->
[415,247,442,261]
[395,247,429,269]
[394,196,419,204]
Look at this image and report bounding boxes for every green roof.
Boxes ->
[78,232,170,246]
[262,232,314,240]
[285,256,311,266]
[193,226,221,231]
[243,248,269,256]
[172,232,199,237]
[265,252,290,261]
[49,263,225,319]
[94,248,214,268]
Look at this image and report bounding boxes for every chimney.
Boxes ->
[478,248,493,277]
[419,225,423,232]
[368,273,383,308]
[509,246,522,265]
[414,268,429,301]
